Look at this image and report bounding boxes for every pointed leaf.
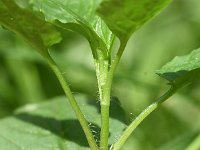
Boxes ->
[0,95,126,149]
[0,0,61,57]
[97,0,172,41]
[29,0,114,59]
[156,48,200,87]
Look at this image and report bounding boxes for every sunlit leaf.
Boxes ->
[30,0,114,59]
[156,48,200,87]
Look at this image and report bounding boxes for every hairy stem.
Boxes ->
[95,58,110,150]
[98,40,127,150]
[112,86,178,150]
[100,104,110,150]
[46,56,98,150]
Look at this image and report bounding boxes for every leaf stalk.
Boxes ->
[46,56,98,150]
[112,86,178,150]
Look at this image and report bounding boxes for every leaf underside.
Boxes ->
[0,95,126,149]
[156,48,200,87]
[0,0,61,57]
[19,0,173,58]
[29,0,114,59]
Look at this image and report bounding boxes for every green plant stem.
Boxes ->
[100,105,110,150]
[99,41,127,150]
[106,40,128,95]
[46,56,98,150]
[95,58,110,150]
[112,86,178,150]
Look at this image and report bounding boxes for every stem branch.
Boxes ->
[113,86,178,150]
[99,40,128,150]
[46,57,98,150]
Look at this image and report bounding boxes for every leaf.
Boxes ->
[0,95,127,149]
[0,0,61,57]
[156,48,200,87]
[29,0,114,60]
[97,0,172,41]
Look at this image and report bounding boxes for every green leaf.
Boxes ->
[0,0,61,57]
[0,95,126,149]
[29,0,114,60]
[97,0,172,41]
[156,48,200,87]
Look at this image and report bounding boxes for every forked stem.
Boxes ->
[98,40,128,150]
[46,56,98,150]
[112,86,178,150]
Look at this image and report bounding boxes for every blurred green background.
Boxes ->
[0,0,200,149]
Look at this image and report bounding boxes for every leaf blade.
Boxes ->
[30,0,114,59]
[0,0,61,57]
[156,48,200,87]
[0,95,127,149]
[97,0,172,41]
